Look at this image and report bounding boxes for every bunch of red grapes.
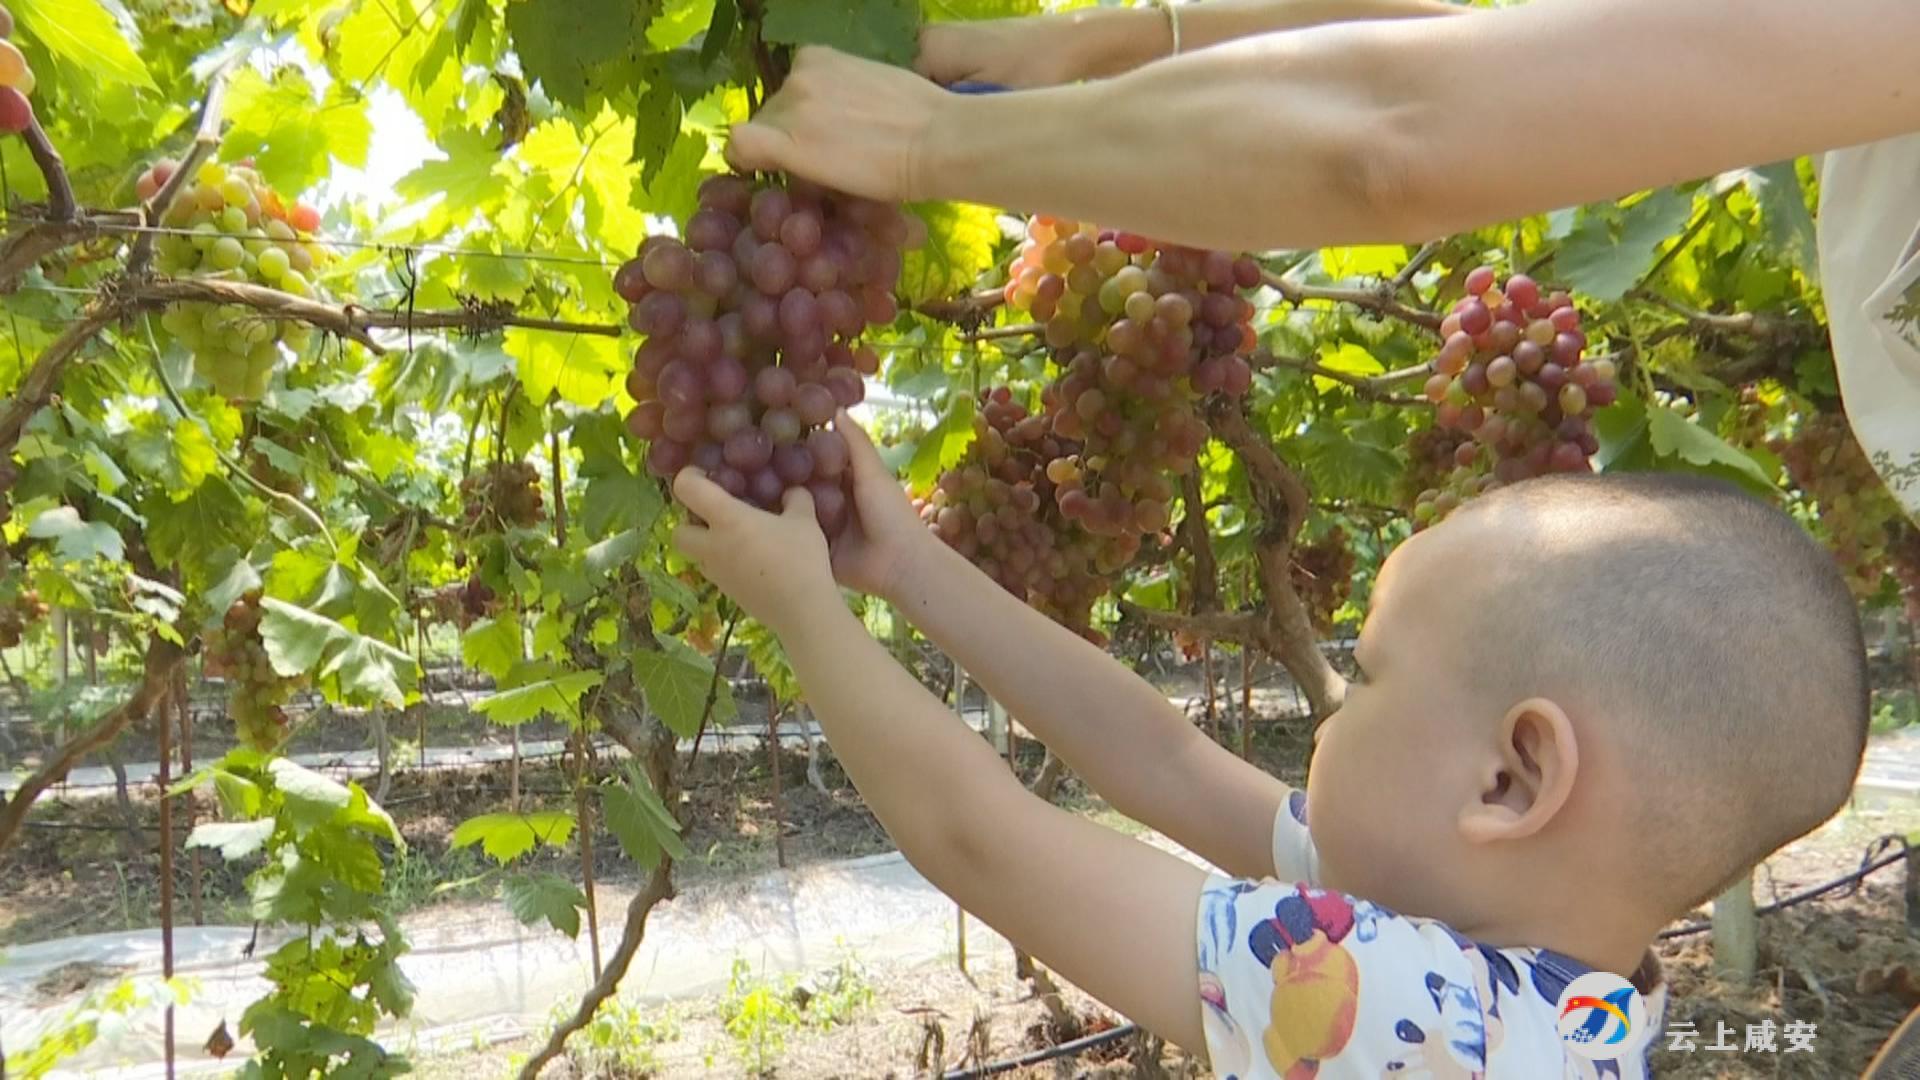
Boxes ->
[918,388,1111,636]
[460,460,545,531]
[0,5,36,136]
[204,593,301,752]
[617,174,922,539]
[1291,527,1357,634]
[0,585,46,648]
[1412,266,1618,526]
[1005,218,1258,549]
[923,218,1266,633]
[1771,411,1902,597]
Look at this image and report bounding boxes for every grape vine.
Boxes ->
[618,174,921,537]
[203,593,302,752]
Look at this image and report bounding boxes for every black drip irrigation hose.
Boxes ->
[943,836,1913,1079]
[942,1022,1140,1080]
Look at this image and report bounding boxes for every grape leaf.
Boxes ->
[26,506,125,564]
[1644,404,1775,493]
[506,0,661,110]
[472,670,604,726]
[223,68,374,192]
[462,617,523,682]
[270,758,353,834]
[583,528,646,576]
[632,640,729,737]
[1748,160,1819,283]
[309,826,385,893]
[11,0,158,90]
[761,0,919,65]
[397,126,510,217]
[906,393,977,491]
[898,201,1001,307]
[507,327,626,409]
[504,872,587,938]
[583,471,664,538]
[1556,188,1695,301]
[601,772,690,870]
[642,568,700,618]
[630,79,682,191]
[185,819,276,861]
[451,811,577,865]
[257,599,416,707]
[922,0,1044,20]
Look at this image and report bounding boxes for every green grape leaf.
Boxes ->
[26,507,125,564]
[308,826,386,893]
[601,772,690,870]
[451,811,577,865]
[641,568,700,619]
[506,0,661,109]
[632,639,731,737]
[504,872,588,938]
[472,670,604,726]
[506,327,626,409]
[257,599,416,707]
[583,528,646,576]
[583,470,664,539]
[462,617,524,682]
[1644,404,1775,493]
[906,393,977,491]
[11,0,158,90]
[185,819,276,861]
[631,79,682,191]
[1748,160,1819,282]
[223,68,373,192]
[397,126,511,216]
[761,0,920,65]
[1556,188,1694,301]
[339,784,404,850]
[270,758,353,834]
[923,0,1043,18]
[898,201,1001,307]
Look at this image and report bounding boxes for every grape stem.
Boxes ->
[20,114,75,221]
[1260,265,1442,332]
[965,321,1044,342]
[128,56,241,279]
[0,631,189,856]
[1255,351,1427,404]
[1389,240,1444,294]
[0,300,120,496]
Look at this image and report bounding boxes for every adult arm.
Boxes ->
[729,0,1920,252]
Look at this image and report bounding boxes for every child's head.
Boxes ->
[1305,472,1868,954]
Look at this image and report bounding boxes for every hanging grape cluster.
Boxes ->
[1412,267,1618,526]
[204,593,301,752]
[1771,411,1903,597]
[0,586,46,648]
[924,218,1263,633]
[918,387,1111,637]
[1291,527,1357,634]
[145,159,327,400]
[618,174,921,538]
[460,460,545,531]
[0,5,36,136]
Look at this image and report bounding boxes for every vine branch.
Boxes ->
[129,59,239,278]
[1261,266,1442,332]
[21,116,76,222]
[1255,352,1427,405]
[0,633,187,855]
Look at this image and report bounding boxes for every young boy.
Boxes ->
[668,414,1869,1078]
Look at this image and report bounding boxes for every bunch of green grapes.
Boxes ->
[0,5,37,136]
[204,592,301,752]
[144,159,327,401]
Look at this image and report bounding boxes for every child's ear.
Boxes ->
[1457,697,1577,844]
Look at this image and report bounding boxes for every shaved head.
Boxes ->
[1433,472,1870,911]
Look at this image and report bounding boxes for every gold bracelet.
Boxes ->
[1148,0,1182,58]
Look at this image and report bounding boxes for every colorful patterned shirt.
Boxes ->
[1195,787,1668,1078]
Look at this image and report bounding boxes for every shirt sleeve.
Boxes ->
[1270,786,1319,885]
[1195,877,1570,1080]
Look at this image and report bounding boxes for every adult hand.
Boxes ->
[725,46,957,204]
[825,414,936,602]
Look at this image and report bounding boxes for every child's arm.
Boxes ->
[672,468,1212,1054]
[828,420,1298,882]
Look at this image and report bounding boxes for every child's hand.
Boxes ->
[826,415,937,602]
[670,469,843,637]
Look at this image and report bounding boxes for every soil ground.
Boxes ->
[6,668,1920,1078]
